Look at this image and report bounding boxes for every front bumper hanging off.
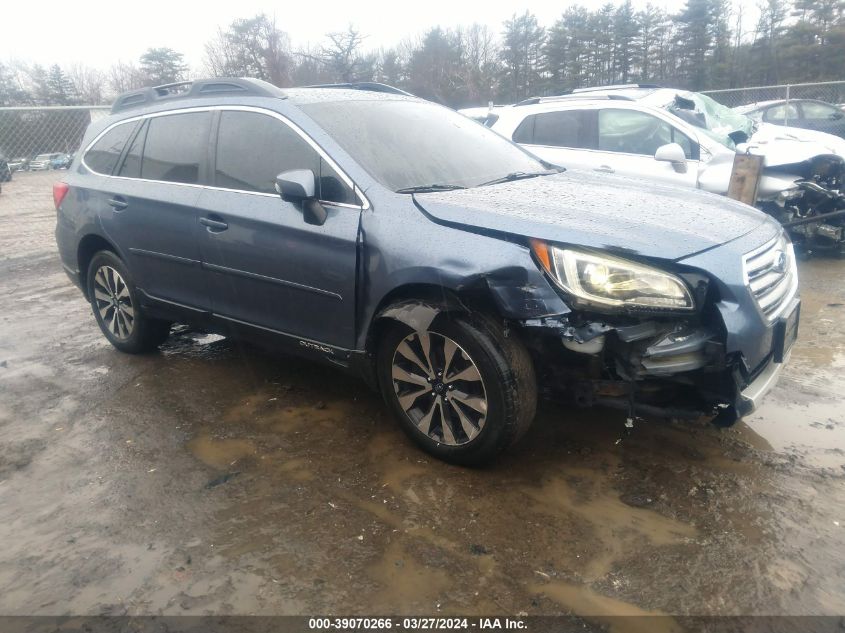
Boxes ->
[521,297,799,424]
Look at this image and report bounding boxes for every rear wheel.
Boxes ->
[377,313,536,466]
[86,250,171,353]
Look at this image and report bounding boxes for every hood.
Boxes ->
[742,122,845,166]
[415,171,777,261]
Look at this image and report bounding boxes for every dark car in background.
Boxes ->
[0,156,11,182]
[737,99,845,139]
[54,78,799,464]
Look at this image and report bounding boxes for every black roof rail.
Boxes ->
[303,82,414,96]
[111,78,287,113]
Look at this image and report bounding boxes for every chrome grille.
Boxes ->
[743,233,798,322]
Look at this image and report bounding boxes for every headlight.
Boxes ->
[531,241,695,311]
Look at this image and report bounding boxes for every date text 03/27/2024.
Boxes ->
[307,618,527,630]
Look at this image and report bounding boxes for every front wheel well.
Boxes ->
[77,234,118,299]
[363,283,504,358]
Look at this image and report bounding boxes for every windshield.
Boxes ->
[299,99,547,192]
[666,91,755,150]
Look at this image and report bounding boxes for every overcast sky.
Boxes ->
[4,0,758,72]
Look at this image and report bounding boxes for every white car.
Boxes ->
[473,85,845,251]
[29,153,64,171]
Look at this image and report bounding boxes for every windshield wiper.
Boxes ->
[395,184,467,194]
[477,170,558,187]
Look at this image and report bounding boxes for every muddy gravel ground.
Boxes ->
[1,171,844,623]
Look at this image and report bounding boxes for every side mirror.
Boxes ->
[654,143,688,173]
[275,169,327,226]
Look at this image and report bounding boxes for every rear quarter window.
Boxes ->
[84,122,135,174]
[117,120,147,178]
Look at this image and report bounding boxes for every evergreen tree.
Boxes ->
[500,11,545,100]
[46,65,78,105]
[612,0,639,82]
[406,27,464,104]
[139,48,189,86]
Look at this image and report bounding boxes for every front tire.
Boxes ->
[377,313,536,466]
[86,250,171,353]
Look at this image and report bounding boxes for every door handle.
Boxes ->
[595,165,615,174]
[107,196,128,211]
[199,216,229,232]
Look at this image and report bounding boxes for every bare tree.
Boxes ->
[66,64,107,104]
[460,24,500,103]
[0,61,30,105]
[291,45,334,86]
[204,14,293,86]
[320,26,369,82]
[107,61,146,95]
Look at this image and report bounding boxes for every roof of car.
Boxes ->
[514,85,663,106]
[284,87,422,105]
[111,78,417,114]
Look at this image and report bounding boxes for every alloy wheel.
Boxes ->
[391,331,488,446]
[93,265,134,340]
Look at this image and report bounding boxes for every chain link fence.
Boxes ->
[0,106,109,177]
[702,80,845,109]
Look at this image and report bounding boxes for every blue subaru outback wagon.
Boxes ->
[55,78,800,464]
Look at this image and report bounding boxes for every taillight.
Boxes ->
[53,182,70,210]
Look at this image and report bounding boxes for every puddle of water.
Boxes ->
[187,435,256,470]
[531,580,681,633]
[272,456,314,481]
[367,431,430,494]
[366,541,452,612]
[269,401,354,433]
[735,257,845,471]
[742,352,845,470]
[520,468,696,581]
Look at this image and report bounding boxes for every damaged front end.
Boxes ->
[758,154,845,254]
[520,312,741,424]
[519,234,798,427]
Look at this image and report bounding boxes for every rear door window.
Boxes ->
[214,110,357,205]
[85,122,135,175]
[513,110,591,148]
[140,112,211,185]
